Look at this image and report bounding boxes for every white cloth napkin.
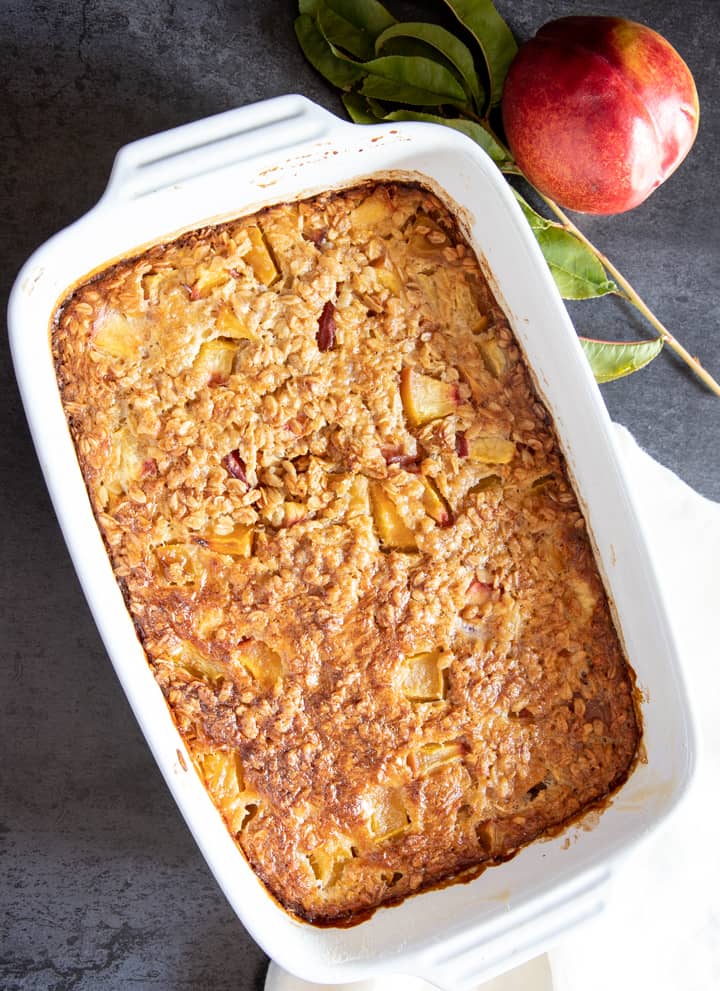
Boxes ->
[549,424,720,991]
[266,425,720,991]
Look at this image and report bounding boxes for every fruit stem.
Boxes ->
[536,191,720,397]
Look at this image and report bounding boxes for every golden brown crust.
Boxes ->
[53,182,640,924]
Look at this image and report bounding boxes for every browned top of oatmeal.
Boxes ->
[53,181,640,925]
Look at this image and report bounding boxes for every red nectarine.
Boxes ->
[502,17,699,214]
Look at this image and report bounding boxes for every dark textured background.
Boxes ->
[2,2,718,988]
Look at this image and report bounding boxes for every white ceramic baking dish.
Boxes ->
[8,95,697,989]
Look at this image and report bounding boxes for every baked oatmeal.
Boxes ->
[52,181,640,924]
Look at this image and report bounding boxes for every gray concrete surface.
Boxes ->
[1,1,718,988]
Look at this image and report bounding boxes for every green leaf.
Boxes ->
[513,192,618,300]
[369,35,469,98]
[441,0,517,108]
[365,96,391,117]
[579,337,664,383]
[342,92,381,123]
[360,55,467,107]
[375,22,483,109]
[381,110,511,166]
[316,4,376,59]
[323,0,396,37]
[294,14,366,90]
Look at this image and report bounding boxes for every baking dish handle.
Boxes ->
[100,95,347,204]
[417,869,611,991]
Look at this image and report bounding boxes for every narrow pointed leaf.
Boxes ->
[323,0,396,36]
[580,337,664,383]
[294,14,366,90]
[365,96,393,117]
[513,192,618,300]
[370,35,465,91]
[441,0,517,108]
[381,110,510,166]
[375,22,483,109]
[360,55,467,107]
[342,92,381,123]
[316,4,375,59]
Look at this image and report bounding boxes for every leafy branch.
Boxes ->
[294,0,720,394]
